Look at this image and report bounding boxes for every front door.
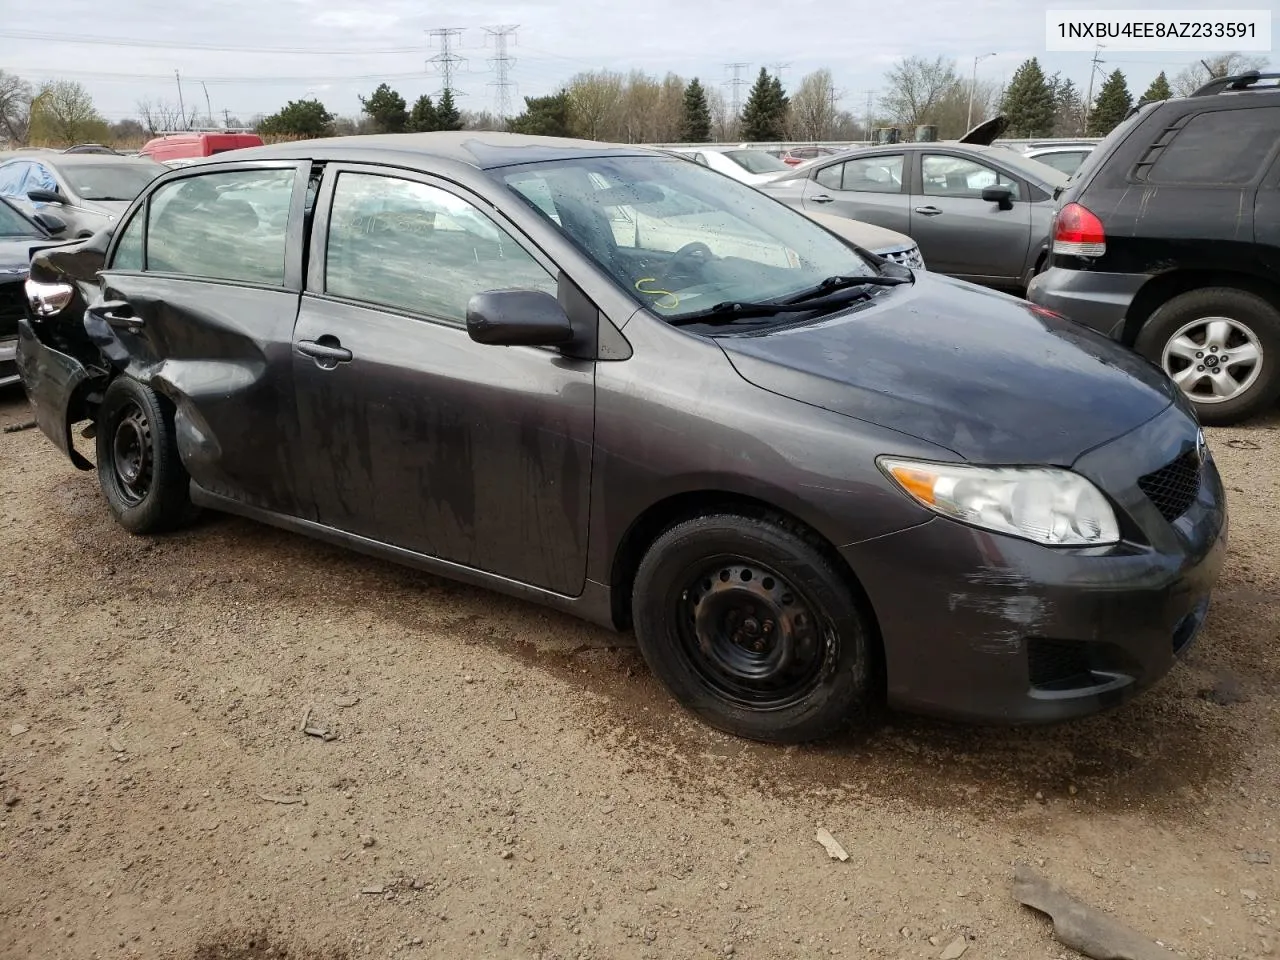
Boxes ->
[801,154,911,235]
[95,161,311,515]
[910,152,1032,282]
[291,166,595,596]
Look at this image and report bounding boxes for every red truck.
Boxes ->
[139,132,264,164]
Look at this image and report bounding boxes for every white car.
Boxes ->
[665,146,794,186]
[1021,143,1095,176]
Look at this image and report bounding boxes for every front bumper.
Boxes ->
[844,404,1227,724]
[0,339,17,389]
[1027,267,1147,340]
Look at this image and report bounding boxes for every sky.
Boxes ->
[2,0,1274,127]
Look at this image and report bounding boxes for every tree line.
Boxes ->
[0,52,1268,152]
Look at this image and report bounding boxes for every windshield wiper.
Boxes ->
[785,274,909,303]
[668,278,906,327]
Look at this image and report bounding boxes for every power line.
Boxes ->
[426,27,467,98]
[0,29,425,55]
[484,25,518,120]
[723,62,750,118]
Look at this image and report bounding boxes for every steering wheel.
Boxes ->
[663,241,716,281]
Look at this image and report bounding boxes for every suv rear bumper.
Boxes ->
[1027,267,1147,340]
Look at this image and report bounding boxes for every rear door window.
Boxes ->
[1137,107,1280,185]
[143,168,296,284]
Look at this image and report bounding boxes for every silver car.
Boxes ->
[759,142,1067,292]
[0,152,166,239]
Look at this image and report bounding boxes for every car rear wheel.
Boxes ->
[1136,287,1280,426]
[95,377,199,534]
[631,514,872,743]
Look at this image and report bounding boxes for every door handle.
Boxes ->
[914,206,943,216]
[90,300,144,331]
[296,338,353,367]
[809,194,834,204]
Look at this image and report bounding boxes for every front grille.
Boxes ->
[0,279,25,340]
[1138,449,1201,522]
[879,244,925,270]
[1027,638,1094,691]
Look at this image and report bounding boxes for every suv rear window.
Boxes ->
[1136,106,1280,185]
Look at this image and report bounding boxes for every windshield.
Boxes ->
[0,198,41,238]
[60,162,164,201]
[723,149,791,175]
[501,155,877,322]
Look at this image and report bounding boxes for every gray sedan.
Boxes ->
[0,152,167,239]
[760,144,1067,292]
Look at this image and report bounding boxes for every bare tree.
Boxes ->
[566,70,625,140]
[29,80,106,145]
[0,70,33,145]
[1173,53,1270,96]
[707,86,735,141]
[655,73,686,142]
[880,55,961,126]
[621,70,661,142]
[789,69,838,140]
[137,98,199,136]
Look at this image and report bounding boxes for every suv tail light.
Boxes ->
[1053,202,1106,257]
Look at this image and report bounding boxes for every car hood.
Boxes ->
[0,235,63,277]
[718,273,1180,465]
[802,211,914,252]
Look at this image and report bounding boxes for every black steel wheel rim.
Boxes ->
[110,400,153,506]
[673,556,832,710]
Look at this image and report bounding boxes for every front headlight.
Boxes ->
[25,278,75,317]
[879,457,1120,547]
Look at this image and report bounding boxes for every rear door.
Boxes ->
[290,164,595,596]
[1258,150,1280,279]
[95,160,312,515]
[800,153,910,234]
[910,151,1031,281]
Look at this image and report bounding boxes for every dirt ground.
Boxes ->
[0,388,1277,960]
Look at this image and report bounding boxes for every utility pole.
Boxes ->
[484,25,518,120]
[865,90,874,141]
[723,62,750,126]
[200,81,213,129]
[966,53,995,132]
[770,62,791,84]
[426,27,467,99]
[174,70,187,130]
[223,108,231,129]
[1083,43,1104,134]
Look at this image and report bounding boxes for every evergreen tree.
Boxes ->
[1053,78,1084,136]
[1088,69,1132,135]
[1141,71,1172,103]
[680,78,711,142]
[1001,57,1055,137]
[408,95,438,132]
[507,91,572,137]
[435,88,463,131]
[770,74,790,136]
[359,83,408,133]
[257,98,335,139]
[741,68,785,141]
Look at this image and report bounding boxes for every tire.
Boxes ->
[95,377,198,534]
[1135,287,1280,426]
[631,513,872,744]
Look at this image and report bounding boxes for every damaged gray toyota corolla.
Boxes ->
[17,132,1227,743]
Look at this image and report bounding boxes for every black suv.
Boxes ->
[1029,71,1280,425]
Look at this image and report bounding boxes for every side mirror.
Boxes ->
[32,212,67,235]
[466,290,575,347]
[981,185,1015,210]
[27,189,64,205]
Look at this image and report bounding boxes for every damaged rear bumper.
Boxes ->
[15,317,97,468]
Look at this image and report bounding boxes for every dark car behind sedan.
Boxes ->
[17,133,1226,742]
[0,197,68,388]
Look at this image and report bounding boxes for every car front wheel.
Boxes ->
[95,377,199,534]
[631,513,873,743]
[1136,287,1280,426]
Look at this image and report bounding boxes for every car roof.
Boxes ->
[224,132,657,171]
[0,152,164,169]
[799,142,1067,185]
